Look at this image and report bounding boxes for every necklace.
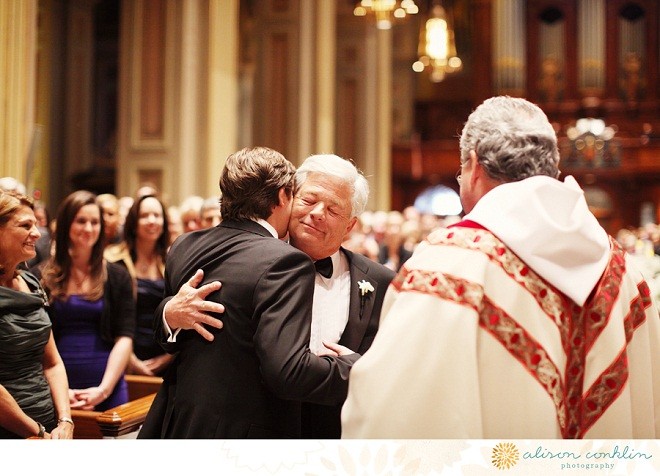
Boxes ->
[70,267,90,289]
[137,255,157,275]
[138,261,152,275]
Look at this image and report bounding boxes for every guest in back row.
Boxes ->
[105,194,173,376]
[97,193,123,247]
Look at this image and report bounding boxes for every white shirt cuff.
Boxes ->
[163,305,182,342]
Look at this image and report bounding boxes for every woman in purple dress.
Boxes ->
[40,191,135,411]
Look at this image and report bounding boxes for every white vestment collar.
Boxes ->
[465,175,610,306]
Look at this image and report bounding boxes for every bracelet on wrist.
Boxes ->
[36,422,46,438]
[58,417,75,427]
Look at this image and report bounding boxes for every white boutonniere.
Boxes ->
[358,280,375,297]
[357,280,374,319]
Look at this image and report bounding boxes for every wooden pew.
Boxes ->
[125,374,163,401]
[70,375,162,439]
[70,409,104,439]
[71,393,156,439]
[96,393,156,437]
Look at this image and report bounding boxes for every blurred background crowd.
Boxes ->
[3,174,659,306]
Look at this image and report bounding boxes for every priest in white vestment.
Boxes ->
[341,96,660,439]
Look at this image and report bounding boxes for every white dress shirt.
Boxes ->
[309,250,350,355]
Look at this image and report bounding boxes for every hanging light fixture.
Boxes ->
[412,0,462,82]
[353,0,419,30]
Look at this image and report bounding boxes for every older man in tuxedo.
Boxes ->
[162,154,396,438]
[290,154,395,438]
[138,147,358,439]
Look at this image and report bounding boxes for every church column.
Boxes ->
[252,0,301,163]
[0,0,37,185]
[298,0,336,161]
[207,0,239,192]
[118,0,176,200]
[374,28,392,211]
[65,0,95,184]
[363,27,393,212]
[118,0,239,205]
[315,0,336,155]
[336,5,393,212]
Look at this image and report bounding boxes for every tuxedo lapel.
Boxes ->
[339,248,378,351]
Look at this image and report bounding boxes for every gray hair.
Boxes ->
[0,177,26,195]
[459,96,560,182]
[295,154,369,218]
[200,196,221,212]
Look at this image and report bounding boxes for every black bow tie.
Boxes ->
[314,257,333,278]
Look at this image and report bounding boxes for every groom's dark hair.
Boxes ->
[219,146,296,221]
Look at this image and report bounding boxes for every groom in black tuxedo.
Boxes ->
[138,147,358,439]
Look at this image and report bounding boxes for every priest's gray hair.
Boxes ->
[459,96,561,182]
[295,154,369,218]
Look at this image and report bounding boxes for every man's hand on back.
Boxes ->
[164,269,225,341]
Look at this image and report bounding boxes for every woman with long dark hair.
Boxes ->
[40,190,135,411]
[106,194,173,375]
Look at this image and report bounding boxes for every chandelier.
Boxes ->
[412,0,462,82]
[353,0,419,30]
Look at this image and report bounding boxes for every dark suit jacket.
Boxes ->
[301,248,395,438]
[138,220,359,439]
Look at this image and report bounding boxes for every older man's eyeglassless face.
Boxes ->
[288,173,357,261]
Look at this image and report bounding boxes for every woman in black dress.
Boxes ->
[0,190,73,439]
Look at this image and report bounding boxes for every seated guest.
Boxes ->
[26,200,53,268]
[0,190,73,439]
[38,190,135,411]
[199,196,222,229]
[166,206,183,246]
[178,195,204,233]
[97,193,122,246]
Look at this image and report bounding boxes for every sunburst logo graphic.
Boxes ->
[491,442,520,470]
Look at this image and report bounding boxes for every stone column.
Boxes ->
[315,0,336,155]
[207,0,239,191]
[65,0,95,182]
[297,0,336,161]
[373,27,392,211]
[117,0,239,205]
[0,0,37,185]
